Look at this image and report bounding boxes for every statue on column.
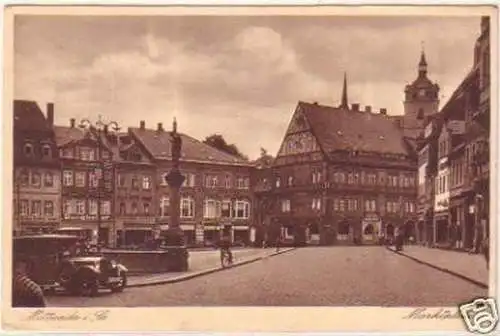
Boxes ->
[171,118,182,162]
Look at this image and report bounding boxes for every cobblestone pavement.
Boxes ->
[127,248,282,285]
[47,246,487,307]
[393,245,489,286]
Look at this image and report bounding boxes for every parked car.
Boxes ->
[57,256,127,296]
[54,227,98,250]
[13,234,128,297]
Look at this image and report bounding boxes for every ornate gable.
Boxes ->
[284,104,311,135]
[276,103,322,158]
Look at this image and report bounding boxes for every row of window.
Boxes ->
[63,170,112,188]
[63,199,112,216]
[17,170,55,188]
[159,197,251,219]
[273,172,415,188]
[17,200,55,217]
[281,199,415,213]
[117,174,152,189]
[22,143,52,158]
[450,159,465,188]
[435,173,448,195]
[60,146,110,161]
[197,175,250,190]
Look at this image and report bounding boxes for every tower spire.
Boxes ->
[339,72,349,109]
[418,42,428,77]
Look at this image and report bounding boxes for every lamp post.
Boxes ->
[79,116,120,250]
[164,118,186,247]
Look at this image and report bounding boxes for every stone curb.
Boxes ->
[128,247,297,288]
[385,246,488,289]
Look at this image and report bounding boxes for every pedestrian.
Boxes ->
[275,235,281,253]
[482,236,489,269]
[12,257,46,308]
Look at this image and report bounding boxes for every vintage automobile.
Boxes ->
[13,234,128,297]
[57,256,128,296]
[54,227,99,251]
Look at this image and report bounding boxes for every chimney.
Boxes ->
[157,122,163,132]
[380,108,387,115]
[351,103,360,111]
[140,120,145,130]
[47,103,54,125]
[70,118,75,128]
[365,105,372,113]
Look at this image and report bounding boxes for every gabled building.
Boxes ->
[257,73,419,246]
[13,100,60,235]
[129,120,255,246]
[54,119,115,246]
[104,128,156,247]
[417,16,490,251]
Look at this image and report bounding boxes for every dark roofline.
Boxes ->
[129,127,253,167]
[439,67,478,118]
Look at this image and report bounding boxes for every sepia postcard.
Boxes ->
[2,4,499,334]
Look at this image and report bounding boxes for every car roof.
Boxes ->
[14,234,81,240]
[69,256,102,262]
[55,227,91,231]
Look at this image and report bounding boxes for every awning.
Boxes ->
[233,226,249,230]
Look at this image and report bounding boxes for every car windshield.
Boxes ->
[71,260,98,267]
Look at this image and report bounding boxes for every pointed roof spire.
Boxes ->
[339,72,349,109]
[173,117,178,134]
[418,42,428,77]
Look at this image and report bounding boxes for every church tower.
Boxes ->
[402,47,440,139]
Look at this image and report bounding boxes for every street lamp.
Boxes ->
[79,115,120,250]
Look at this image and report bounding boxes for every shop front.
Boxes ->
[362,213,382,244]
[433,212,449,245]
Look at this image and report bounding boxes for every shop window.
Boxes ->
[338,221,350,235]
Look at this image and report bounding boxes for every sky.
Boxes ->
[14,15,482,160]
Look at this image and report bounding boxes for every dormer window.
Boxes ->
[23,143,33,157]
[42,145,51,158]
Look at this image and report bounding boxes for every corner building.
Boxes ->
[256,69,422,245]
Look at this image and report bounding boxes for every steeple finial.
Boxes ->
[339,72,349,109]
[418,42,428,76]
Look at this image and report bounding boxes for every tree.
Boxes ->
[203,134,248,160]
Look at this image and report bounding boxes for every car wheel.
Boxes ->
[80,277,99,297]
[111,274,127,293]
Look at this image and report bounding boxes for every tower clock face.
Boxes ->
[419,89,426,97]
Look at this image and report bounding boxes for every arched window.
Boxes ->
[23,143,33,157]
[364,224,374,235]
[417,108,425,120]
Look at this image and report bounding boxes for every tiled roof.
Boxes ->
[129,127,250,166]
[298,101,411,156]
[53,125,85,147]
[13,100,51,132]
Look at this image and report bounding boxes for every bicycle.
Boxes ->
[220,249,233,268]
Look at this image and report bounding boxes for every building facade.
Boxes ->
[416,16,490,251]
[106,128,157,247]
[54,119,115,246]
[255,71,419,246]
[13,101,60,235]
[129,121,254,246]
